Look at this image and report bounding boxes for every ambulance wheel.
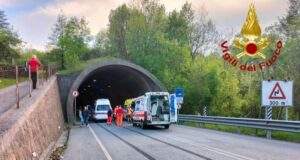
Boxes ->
[164,125,169,129]
[141,120,147,129]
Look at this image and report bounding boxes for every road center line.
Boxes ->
[88,124,113,160]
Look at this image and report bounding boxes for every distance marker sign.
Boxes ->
[262,81,293,107]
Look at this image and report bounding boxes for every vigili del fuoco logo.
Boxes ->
[220,3,283,72]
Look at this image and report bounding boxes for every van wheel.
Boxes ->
[164,125,169,129]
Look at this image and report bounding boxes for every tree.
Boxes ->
[264,0,300,119]
[48,15,91,68]
[279,0,300,38]
[57,17,90,67]
[108,4,130,58]
[95,29,109,50]
[0,10,9,29]
[166,10,189,45]
[190,6,219,58]
[0,10,21,64]
[48,14,67,47]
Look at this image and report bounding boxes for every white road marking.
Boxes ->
[150,130,255,160]
[196,144,255,160]
[88,125,113,160]
[172,125,256,160]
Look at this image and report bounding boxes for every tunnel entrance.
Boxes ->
[67,59,165,124]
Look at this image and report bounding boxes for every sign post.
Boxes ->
[285,108,288,121]
[265,106,272,139]
[203,106,207,116]
[175,87,184,106]
[262,80,293,139]
[72,91,79,121]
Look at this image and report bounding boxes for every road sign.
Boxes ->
[175,87,184,104]
[175,87,184,97]
[262,81,293,107]
[72,91,79,97]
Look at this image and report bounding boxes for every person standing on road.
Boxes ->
[119,106,124,127]
[79,109,84,126]
[82,106,90,126]
[116,106,124,127]
[27,55,41,89]
[127,107,133,123]
[107,108,113,125]
[114,106,118,125]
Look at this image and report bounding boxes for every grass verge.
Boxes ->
[0,77,27,89]
[181,121,300,143]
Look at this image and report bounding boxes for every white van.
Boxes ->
[93,99,112,121]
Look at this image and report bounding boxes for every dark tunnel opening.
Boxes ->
[75,65,163,114]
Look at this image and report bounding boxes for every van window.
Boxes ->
[135,101,141,111]
[96,105,110,111]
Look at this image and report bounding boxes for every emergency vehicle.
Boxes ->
[93,99,112,121]
[132,92,176,129]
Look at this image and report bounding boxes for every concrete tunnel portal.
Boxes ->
[67,59,165,124]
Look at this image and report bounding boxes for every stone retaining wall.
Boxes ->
[0,77,64,160]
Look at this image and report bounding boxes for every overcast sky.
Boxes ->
[1,0,289,51]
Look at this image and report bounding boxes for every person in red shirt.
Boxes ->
[113,106,118,125]
[27,55,41,89]
[116,106,124,127]
[119,106,124,127]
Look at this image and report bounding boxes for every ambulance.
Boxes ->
[132,92,177,129]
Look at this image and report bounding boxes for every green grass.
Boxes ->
[58,56,114,75]
[0,77,27,89]
[181,121,300,143]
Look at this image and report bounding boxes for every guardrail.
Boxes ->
[178,114,300,137]
[0,65,58,110]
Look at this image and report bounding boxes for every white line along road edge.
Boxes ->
[88,125,113,160]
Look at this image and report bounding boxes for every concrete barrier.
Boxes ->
[0,77,64,160]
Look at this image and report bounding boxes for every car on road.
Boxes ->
[93,99,112,122]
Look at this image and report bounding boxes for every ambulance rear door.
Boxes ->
[169,94,177,123]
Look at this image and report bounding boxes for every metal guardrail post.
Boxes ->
[266,106,272,139]
[15,65,20,109]
[28,65,32,97]
[48,65,50,81]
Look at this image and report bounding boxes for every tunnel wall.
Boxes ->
[61,58,166,124]
[57,74,79,121]
[0,77,64,160]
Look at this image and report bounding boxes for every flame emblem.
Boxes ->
[234,3,269,59]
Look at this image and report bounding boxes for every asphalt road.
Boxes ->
[63,123,300,160]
